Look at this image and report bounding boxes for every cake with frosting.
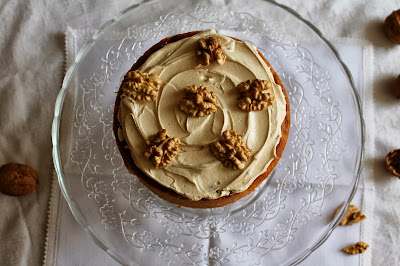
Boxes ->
[113,30,290,208]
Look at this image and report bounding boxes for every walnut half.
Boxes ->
[210,130,250,170]
[342,242,369,255]
[179,85,218,117]
[121,70,162,102]
[196,36,226,66]
[237,79,275,112]
[144,129,180,168]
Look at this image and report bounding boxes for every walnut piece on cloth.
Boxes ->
[342,242,369,255]
[336,204,366,226]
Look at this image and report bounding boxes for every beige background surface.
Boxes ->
[0,0,399,265]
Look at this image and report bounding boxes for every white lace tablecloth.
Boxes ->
[0,1,399,266]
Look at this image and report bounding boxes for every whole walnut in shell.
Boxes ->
[0,163,38,196]
[384,9,400,44]
[394,74,400,98]
[386,149,400,178]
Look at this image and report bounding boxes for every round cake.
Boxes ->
[113,30,290,208]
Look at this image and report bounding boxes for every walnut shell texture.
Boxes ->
[384,9,400,44]
[0,163,38,196]
[394,74,400,98]
[386,149,400,178]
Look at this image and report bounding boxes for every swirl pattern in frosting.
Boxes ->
[118,30,287,200]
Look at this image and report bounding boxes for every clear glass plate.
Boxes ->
[52,0,364,265]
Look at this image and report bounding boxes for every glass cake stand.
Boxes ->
[52,0,364,265]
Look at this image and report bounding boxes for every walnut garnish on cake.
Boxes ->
[237,79,275,112]
[144,129,180,168]
[196,36,226,66]
[335,204,366,226]
[179,85,218,117]
[121,70,162,102]
[210,130,250,170]
[342,242,369,255]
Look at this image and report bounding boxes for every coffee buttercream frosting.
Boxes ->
[118,30,287,200]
